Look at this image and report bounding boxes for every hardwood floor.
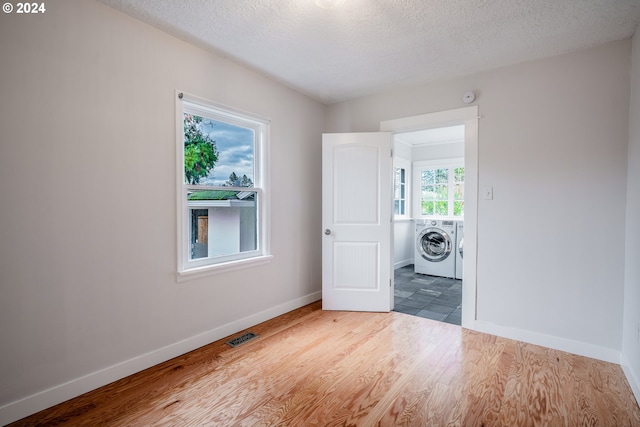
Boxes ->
[11,301,640,426]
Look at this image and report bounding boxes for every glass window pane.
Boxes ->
[184,113,254,187]
[454,183,464,200]
[435,169,448,184]
[436,201,448,216]
[422,201,434,215]
[394,168,402,199]
[436,184,448,200]
[454,201,464,216]
[187,190,257,259]
[423,185,435,200]
[400,168,405,183]
[455,167,464,183]
[190,208,209,260]
[422,169,435,184]
[399,200,405,215]
[400,184,405,199]
[394,200,399,215]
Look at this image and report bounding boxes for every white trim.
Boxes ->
[394,258,413,270]
[176,90,270,276]
[381,107,477,132]
[393,218,413,223]
[176,91,185,274]
[177,254,273,282]
[472,320,621,364]
[621,353,640,406]
[188,200,255,208]
[381,106,479,330]
[179,91,271,125]
[0,291,321,426]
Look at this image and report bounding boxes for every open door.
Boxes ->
[322,132,393,312]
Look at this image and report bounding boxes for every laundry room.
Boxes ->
[392,124,465,325]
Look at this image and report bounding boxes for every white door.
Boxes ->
[322,132,393,312]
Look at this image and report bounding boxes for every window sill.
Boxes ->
[393,217,413,223]
[177,254,273,282]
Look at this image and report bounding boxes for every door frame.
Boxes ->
[381,106,478,328]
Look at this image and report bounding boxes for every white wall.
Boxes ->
[393,141,413,268]
[0,0,323,423]
[412,141,464,161]
[327,40,631,360]
[393,220,414,269]
[622,27,640,403]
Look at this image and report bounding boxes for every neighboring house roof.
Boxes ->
[187,189,255,208]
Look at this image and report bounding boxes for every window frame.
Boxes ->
[413,158,464,219]
[393,156,411,219]
[176,91,271,280]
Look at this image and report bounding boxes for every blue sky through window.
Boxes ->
[199,119,254,186]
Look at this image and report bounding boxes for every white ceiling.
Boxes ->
[98,0,640,104]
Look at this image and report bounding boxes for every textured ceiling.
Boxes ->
[98,0,640,104]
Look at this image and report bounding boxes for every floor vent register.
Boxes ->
[226,332,259,347]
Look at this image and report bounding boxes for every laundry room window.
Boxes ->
[413,159,464,218]
[394,157,411,218]
[176,92,271,279]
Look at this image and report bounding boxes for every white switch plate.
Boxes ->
[483,187,493,200]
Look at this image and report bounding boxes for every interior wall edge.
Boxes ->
[0,291,322,427]
[393,259,413,270]
[472,320,621,365]
[621,354,640,407]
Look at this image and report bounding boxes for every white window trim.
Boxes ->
[393,156,411,219]
[413,158,463,219]
[176,91,271,281]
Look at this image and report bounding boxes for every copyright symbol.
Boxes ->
[2,3,12,13]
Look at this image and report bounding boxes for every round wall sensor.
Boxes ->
[463,91,476,104]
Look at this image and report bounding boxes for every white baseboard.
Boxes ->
[0,291,322,426]
[394,259,413,270]
[621,353,640,406]
[471,320,621,364]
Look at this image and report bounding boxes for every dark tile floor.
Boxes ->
[393,264,462,326]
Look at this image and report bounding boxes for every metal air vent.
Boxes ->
[226,332,259,347]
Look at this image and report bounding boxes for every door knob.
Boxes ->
[324,229,331,235]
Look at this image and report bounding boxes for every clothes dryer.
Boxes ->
[455,221,464,280]
[415,219,456,278]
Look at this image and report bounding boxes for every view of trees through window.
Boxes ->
[182,111,259,262]
[183,113,254,188]
[453,167,464,216]
[420,165,464,217]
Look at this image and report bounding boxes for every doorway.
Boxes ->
[381,106,478,328]
[393,124,464,324]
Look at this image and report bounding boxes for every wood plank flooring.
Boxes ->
[10,301,640,426]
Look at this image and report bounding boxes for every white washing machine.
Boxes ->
[415,219,457,278]
[455,221,464,280]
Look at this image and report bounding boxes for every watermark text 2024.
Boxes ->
[3,2,46,13]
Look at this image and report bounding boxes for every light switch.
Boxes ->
[483,187,493,200]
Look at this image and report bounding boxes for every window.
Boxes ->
[413,159,464,218]
[394,167,406,216]
[177,92,270,276]
[393,157,411,219]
